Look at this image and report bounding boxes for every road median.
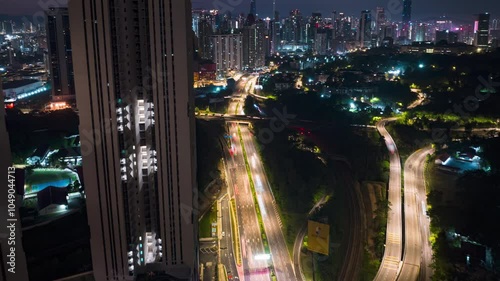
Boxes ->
[229,198,242,267]
[237,126,270,254]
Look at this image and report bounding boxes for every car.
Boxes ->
[222,232,225,237]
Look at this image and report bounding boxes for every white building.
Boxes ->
[211,34,243,75]
[69,0,197,280]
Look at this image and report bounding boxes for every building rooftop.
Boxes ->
[37,186,68,210]
[2,79,40,89]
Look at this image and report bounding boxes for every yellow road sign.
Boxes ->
[307,220,330,255]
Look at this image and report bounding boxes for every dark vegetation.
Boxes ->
[423,137,500,280]
[6,108,79,164]
[196,119,225,190]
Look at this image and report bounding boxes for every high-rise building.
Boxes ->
[436,19,453,31]
[402,0,412,24]
[307,12,322,44]
[492,19,499,30]
[192,10,202,37]
[359,10,372,48]
[68,0,197,280]
[271,11,281,54]
[414,23,427,42]
[198,15,214,60]
[401,0,412,38]
[314,30,327,55]
[242,21,266,69]
[435,30,458,44]
[46,7,75,102]
[474,13,490,47]
[375,7,386,33]
[0,81,29,281]
[211,34,243,74]
[250,0,257,16]
[374,7,386,46]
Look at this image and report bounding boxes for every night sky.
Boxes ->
[2,0,499,20]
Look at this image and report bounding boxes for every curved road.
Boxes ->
[398,147,434,281]
[373,119,403,281]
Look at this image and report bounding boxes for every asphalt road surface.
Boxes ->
[398,147,434,281]
[373,119,403,281]
[240,125,298,281]
[226,123,270,281]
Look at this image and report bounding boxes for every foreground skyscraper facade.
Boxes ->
[69,0,197,280]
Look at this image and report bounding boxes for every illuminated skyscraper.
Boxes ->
[211,33,243,74]
[475,13,490,47]
[401,0,412,38]
[243,20,266,68]
[69,0,198,280]
[250,0,257,16]
[359,10,372,48]
[402,0,412,24]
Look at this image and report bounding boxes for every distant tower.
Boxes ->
[474,13,490,47]
[402,0,412,24]
[271,0,280,54]
[46,7,75,102]
[401,0,412,38]
[250,0,257,16]
[359,10,372,48]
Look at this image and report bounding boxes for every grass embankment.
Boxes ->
[199,204,217,238]
[252,125,333,254]
[237,126,270,254]
[360,181,387,280]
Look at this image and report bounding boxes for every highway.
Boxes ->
[373,119,403,281]
[398,147,434,281]
[221,73,296,281]
[240,125,298,281]
[224,123,270,281]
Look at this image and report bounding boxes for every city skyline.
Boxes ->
[3,0,499,20]
[2,0,500,280]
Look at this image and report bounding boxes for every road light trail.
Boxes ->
[373,118,403,281]
[398,147,434,281]
[225,123,270,281]
[224,74,295,280]
[239,125,298,281]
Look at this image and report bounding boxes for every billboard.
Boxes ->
[307,220,330,255]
